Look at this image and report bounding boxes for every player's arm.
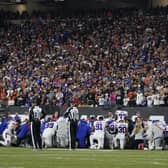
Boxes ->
[105,122,109,129]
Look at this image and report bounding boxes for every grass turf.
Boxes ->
[0,148,168,168]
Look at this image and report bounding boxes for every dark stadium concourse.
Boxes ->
[0,1,167,14]
[0,0,155,12]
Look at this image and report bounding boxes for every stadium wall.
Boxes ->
[0,105,168,122]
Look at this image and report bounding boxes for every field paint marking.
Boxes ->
[46,148,117,152]
[152,162,161,165]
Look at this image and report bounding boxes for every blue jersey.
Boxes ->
[0,119,8,135]
[40,121,48,134]
[13,115,21,122]
[17,123,30,139]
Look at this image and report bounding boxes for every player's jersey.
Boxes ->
[93,120,106,134]
[153,120,167,131]
[165,125,168,131]
[106,120,117,134]
[116,122,128,135]
[42,121,57,137]
[0,120,16,146]
[115,110,128,121]
[56,117,69,137]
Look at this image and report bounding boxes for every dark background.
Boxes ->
[0,0,166,13]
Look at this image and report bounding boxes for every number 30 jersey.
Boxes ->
[116,122,128,137]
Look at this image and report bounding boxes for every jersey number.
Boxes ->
[95,123,103,130]
[118,127,126,133]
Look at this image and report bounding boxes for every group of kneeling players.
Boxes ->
[0,106,168,150]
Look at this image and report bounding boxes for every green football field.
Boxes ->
[0,148,168,168]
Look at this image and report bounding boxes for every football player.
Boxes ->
[42,118,57,148]
[90,115,105,149]
[56,116,69,148]
[105,118,117,149]
[115,109,128,122]
[0,120,17,146]
[114,119,128,149]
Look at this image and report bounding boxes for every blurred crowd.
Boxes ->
[0,7,168,108]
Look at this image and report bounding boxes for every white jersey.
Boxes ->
[93,120,106,135]
[0,120,16,146]
[115,110,128,121]
[42,121,57,138]
[56,117,69,137]
[90,120,106,149]
[56,117,69,147]
[116,122,128,136]
[114,121,128,149]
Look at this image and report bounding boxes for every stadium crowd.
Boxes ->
[0,7,168,108]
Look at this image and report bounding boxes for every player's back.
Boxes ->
[43,121,57,137]
[106,119,117,134]
[116,110,128,121]
[117,122,128,135]
[94,120,105,134]
[56,117,69,137]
